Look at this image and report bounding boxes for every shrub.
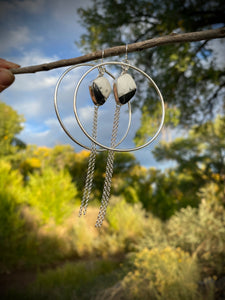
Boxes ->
[167,196,225,275]
[135,213,167,251]
[26,168,78,224]
[65,216,98,257]
[106,198,146,235]
[0,160,26,269]
[0,159,23,202]
[101,198,147,254]
[121,247,200,300]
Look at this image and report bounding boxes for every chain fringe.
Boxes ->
[79,106,99,217]
[95,105,121,227]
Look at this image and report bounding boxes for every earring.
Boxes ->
[95,64,137,228]
[113,73,137,105]
[79,66,112,217]
[54,57,165,229]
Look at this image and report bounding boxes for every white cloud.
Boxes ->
[51,0,93,26]
[15,49,59,67]
[0,26,32,53]
[8,50,60,92]
[13,73,58,92]
[16,0,46,14]
[0,0,46,16]
[13,100,43,119]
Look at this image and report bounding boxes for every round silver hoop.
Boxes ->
[73,61,165,152]
[54,63,132,152]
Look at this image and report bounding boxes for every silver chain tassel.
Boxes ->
[79,105,99,217]
[95,104,121,227]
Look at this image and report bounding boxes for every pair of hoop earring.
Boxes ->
[54,58,165,228]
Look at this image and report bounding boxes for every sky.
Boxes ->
[0,0,188,169]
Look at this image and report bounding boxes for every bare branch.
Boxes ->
[11,27,225,75]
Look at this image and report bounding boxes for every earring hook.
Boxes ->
[98,49,105,76]
[125,44,128,62]
[122,44,129,73]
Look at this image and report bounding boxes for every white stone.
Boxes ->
[114,73,136,98]
[93,76,111,99]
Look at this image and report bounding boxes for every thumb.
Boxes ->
[0,68,15,92]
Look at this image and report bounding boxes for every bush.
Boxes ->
[167,197,225,275]
[0,159,23,202]
[135,213,167,251]
[0,160,26,269]
[107,198,146,235]
[100,198,147,254]
[65,215,98,257]
[122,247,200,300]
[26,168,78,224]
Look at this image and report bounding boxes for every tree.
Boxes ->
[0,101,25,156]
[153,115,225,204]
[77,0,225,131]
[148,168,202,219]
[71,151,138,198]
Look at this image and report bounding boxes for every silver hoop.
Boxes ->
[73,61,165,152]
[54,63,132,152]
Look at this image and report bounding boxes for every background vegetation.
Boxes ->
[0,98,224,299]
[1,0,225,299]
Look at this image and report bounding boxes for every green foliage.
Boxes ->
[121,247,200,300]
[0,168,224,300]
[90,152,137,199]
[26,168,78,224]
[122,186,139,204]
[120,165,153,210]
[103,199,147,254]
[167,186,225,276]
[135,213,167,251]
[13,145,139,201]
[134,104,181,146]
[0,101,25,156]
[135,182,225,276]
[149,168,201,219]
[0,159,24,201]
[65,216,97,257]
[77,0,225,128]
[12,144,78,179]
[1,104,225,299]
[153,115,225,206]
[0,161,25,267]
[107,198,145,234]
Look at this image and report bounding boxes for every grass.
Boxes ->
[6,259,122,300]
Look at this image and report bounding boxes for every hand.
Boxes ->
[0,59,20,92]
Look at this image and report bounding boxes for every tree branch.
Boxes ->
[11,27,225,75]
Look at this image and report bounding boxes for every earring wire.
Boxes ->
[122,44,129,73]
[125,44,128,62]
[98,49,106,76]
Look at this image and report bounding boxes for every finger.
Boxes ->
[0,58,20,69]
[0,68,15,92]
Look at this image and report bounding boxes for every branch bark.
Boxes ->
[11,27,225,75]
